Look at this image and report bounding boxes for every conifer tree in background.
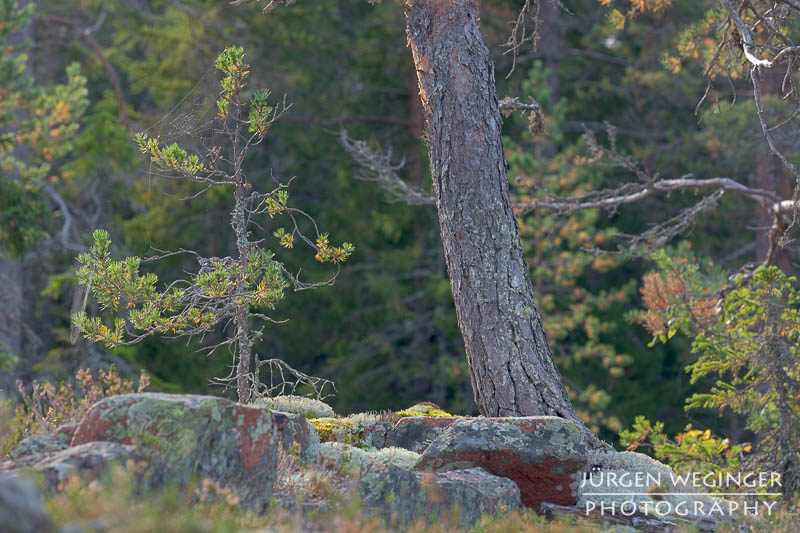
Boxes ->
[74,47,352,403]
[624,257,800,503]
[0,0,87,373]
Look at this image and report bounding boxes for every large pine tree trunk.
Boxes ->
[403,0,585,431]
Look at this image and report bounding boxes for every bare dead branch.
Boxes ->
[719,0,776,68]
[498,96,545,135]
[339,128,435,206]
[253,356,335,401]
[751,66,800,236]
[229,0,295,14]
[515,175,782,215]
[622,190,725,250]
[43,185,86,253]
[502,0,538,77]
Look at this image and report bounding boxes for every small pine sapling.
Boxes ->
[73,47,353,403]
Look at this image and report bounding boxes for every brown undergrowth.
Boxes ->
[1,366,149,456]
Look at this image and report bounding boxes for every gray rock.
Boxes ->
[271,410,320,462]
[360,464,520,528]
[341,412,398,449]
[384,416,460,453]
[10,435,67,460]
[356,422,391,449]
[25,441,161,491]
[0,474,53,533]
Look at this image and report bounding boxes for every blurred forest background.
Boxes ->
[2,0,799,452]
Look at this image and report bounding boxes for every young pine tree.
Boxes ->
[73,47,353,403]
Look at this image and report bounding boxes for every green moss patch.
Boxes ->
[396,402,454,418]
[309,417,356,443]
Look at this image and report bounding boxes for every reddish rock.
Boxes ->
[70,393,279,510]
[54,423,77,445]
[415,417,587,508]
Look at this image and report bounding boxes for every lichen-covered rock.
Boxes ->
[580,450,730,522]
[250,395,335,418]
[385,416,462,453]
[70,393,279,510]
[22,441,158,491]
[343,412,398,449]
[307,412,406,448]
[415,417,587,509]
[318,443,420,473]
[360,464,520,528]
[271,410,320,462]
[357,421,391,448]
[318,442,372,473]
[54,423,78,444]
[9,435,67,460]
[0,474,53,533]
[370,447,420,470]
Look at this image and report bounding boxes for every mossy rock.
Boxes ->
[70,393,279,510]
[310,406,455,448]
[318,442,420,474]
[310,412,400,447]
[308,417,356,443]
[250,395,334,418]
[9,435,66,460]
[395,402,454,418]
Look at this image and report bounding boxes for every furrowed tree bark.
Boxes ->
[403,0,586,433]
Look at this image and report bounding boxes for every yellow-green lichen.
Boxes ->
[309,417,356,443]
[395,402,454,418]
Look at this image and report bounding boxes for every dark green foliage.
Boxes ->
[6,7,798,511]
[0,0,87,256]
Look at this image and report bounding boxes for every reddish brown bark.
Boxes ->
[406,61,426,186]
